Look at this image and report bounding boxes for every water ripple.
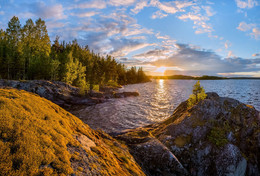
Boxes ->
[76,79,260,133]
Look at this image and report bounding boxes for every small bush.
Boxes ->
[208,127,228,147]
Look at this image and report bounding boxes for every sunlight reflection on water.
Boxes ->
[76,79,260,133]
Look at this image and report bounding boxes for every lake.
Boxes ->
[73,79,260,133]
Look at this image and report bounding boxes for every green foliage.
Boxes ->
[62,52,86,86]
[188,81,207,107]
[0,16,150,88]
[207,127,228,147]
[106,80,119,87]
[125,67,150,84]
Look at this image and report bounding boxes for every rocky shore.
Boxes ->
[0,80,139,109]
[0,81,259,176]
[116,92,260,176]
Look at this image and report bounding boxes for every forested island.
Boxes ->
[0,16,150,93]
[152,75,260,80]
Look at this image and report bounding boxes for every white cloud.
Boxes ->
[29,2,67,20]
[70,11,99,18]
[133,49,173,61]
[130,36,146,40]
[110,41,153,57]
[150,0,178,14]
[123,26,153,37]
[235,0,258,9]
[151,11,168,19]
[131,0,195,17]
[177,2,217,36]
[219,71,260,77]
[109,0,136,7]
[131,0,149,14]
[237,22,260,40]
[224,40,232,49]
[228,51,235,57]
[69,11,155,57]
[162,38,177,48]
[251,28,260,39]
[142,43,260,75]
[19,12,35,19]
[178,13,209,21]
[0,11,4,15]
[202,6,215,16]
[71,0,106,9]
[155,32,170,40]
[46,21,66,29]
[150,0,194,14]
[237,21,256,31]
[208,34,222,40]
[179,13,213,34]
[252,53,260,57]
[175,0,195,9]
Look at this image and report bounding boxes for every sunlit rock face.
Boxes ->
[117,92,260,176]
[0,89,145,176]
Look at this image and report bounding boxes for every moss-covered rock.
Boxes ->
[0,88,145,176]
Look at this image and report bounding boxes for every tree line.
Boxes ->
[0,16,150,91]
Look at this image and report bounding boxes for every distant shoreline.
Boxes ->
[151,75,260,80]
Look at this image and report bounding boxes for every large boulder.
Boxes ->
[114,91,140,98]
[117,92,260,176]
[117,127,188,175]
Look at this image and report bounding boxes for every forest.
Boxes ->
[0,16,150,91]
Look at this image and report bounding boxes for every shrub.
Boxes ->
[208,127,228,147]
[106,80,119,87]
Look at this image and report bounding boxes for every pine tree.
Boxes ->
[6,16,23,79]
[22,18,35,79]
[188,81,207,107]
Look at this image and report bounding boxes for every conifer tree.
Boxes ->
[188,81,207,107]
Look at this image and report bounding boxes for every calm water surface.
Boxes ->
[75,79,260,133]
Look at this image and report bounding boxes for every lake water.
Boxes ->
[74,79,260,133]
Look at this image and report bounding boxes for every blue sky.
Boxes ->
[0,0,260,76]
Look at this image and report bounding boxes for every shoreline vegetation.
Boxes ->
[152,75,260,80]
[0,16,150,95]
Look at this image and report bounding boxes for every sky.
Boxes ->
[0,0,260,76]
